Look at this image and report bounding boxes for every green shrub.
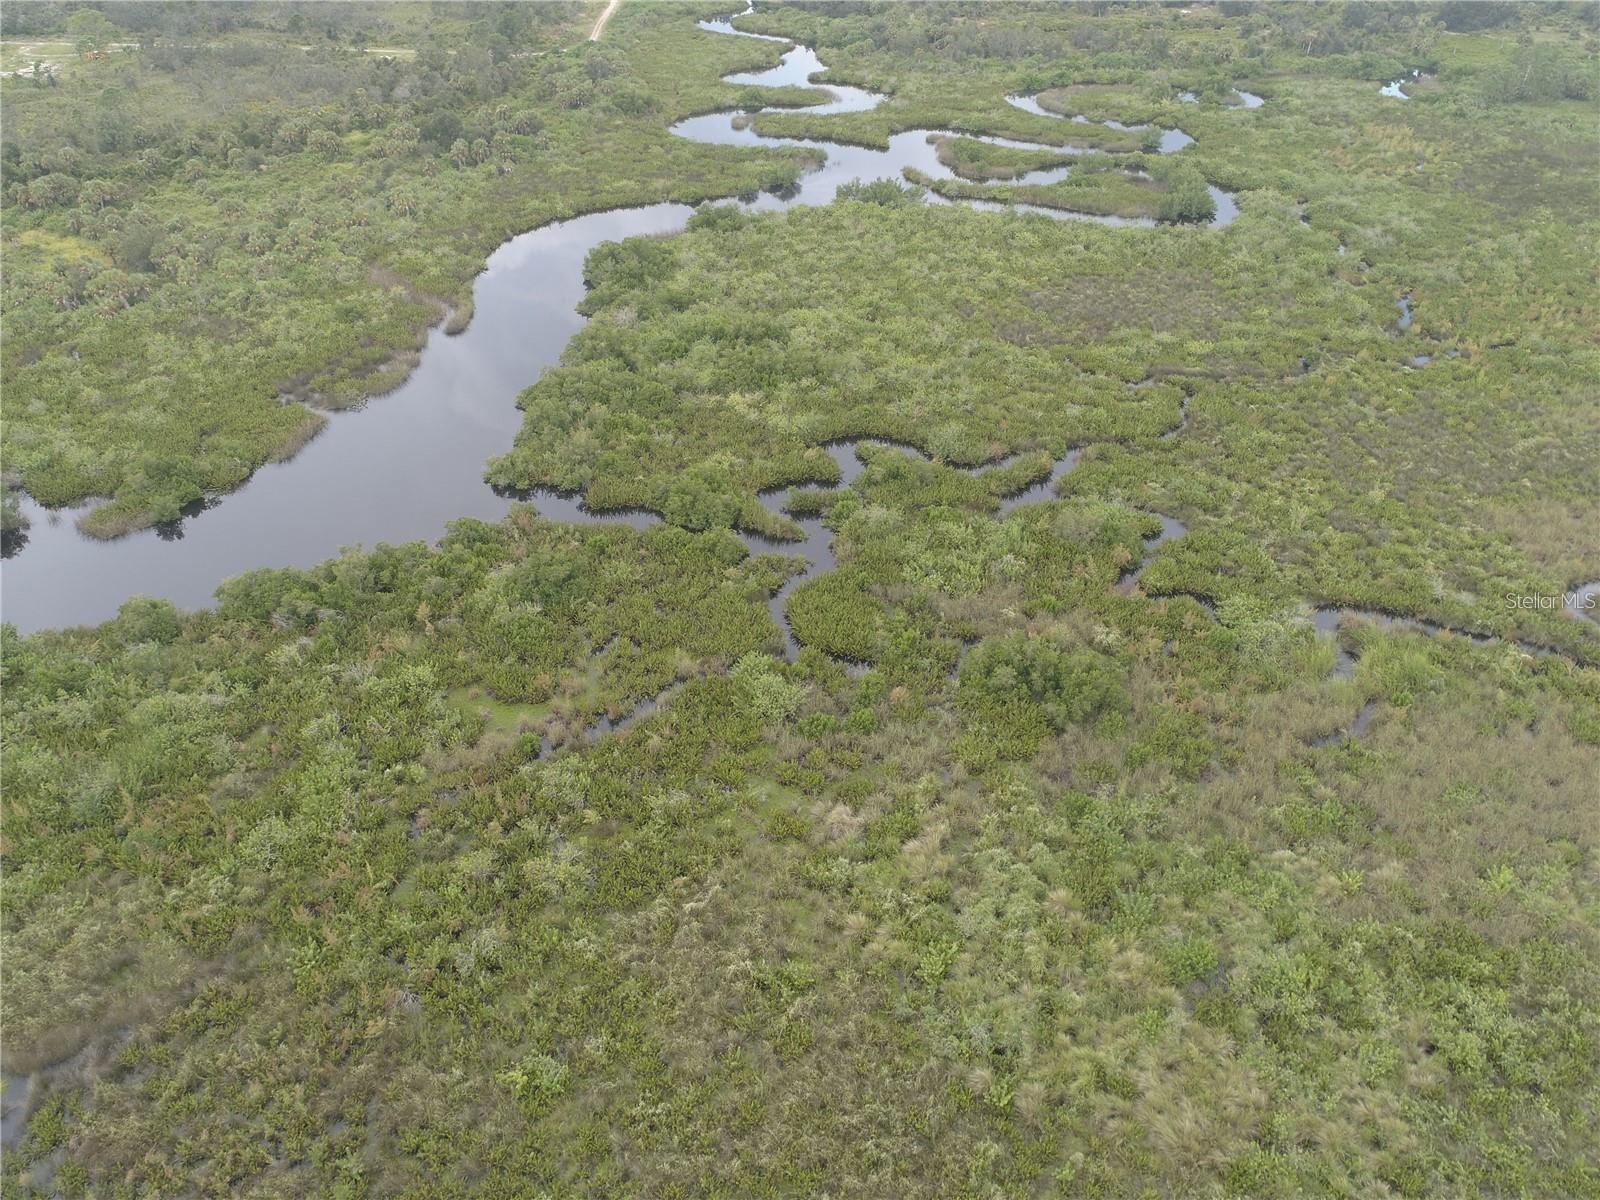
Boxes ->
[109,596,183,645]
[1156,165,1216,224]
[731,652,805,724]
[836,176,925,205]
[959,631,1128,731]
[1162,933,1221,986]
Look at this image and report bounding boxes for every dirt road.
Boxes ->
[589,0,622,41]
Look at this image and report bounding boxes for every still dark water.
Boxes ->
[3,204,693,633]
[3,8,1243,634]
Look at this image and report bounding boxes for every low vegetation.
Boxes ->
[928,134,1075,182]
[2,2,1598,1197]
[5,468,1598,1197]
[490,194,1598,659]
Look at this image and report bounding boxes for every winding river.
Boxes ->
[2,7,1249,635]
[4,9,1586,677]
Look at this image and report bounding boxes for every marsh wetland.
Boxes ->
[3,6,1240,633]
[2,3,1598,1197]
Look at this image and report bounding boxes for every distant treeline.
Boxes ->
[0,1,579,42]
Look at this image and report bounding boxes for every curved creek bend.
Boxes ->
[3,9,1589,707]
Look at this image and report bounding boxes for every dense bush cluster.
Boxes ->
[959,630,1129,731]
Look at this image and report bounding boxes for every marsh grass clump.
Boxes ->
[928,134,1073,181]
[835,176,926,205]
